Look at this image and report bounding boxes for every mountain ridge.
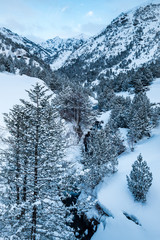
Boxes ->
[1,2,160,93]
[54,2,160,89]
[40,35,88,70]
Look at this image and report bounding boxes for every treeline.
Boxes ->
[97,58,160,103]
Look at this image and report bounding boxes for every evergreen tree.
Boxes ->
[127,127,136,151]
[53,83,95,139]
[150,105,160,128]
[97,84,115,111]
[128,91,151,143]
[1,83,75,240]
[82,126,118,189]
[126,154,153,202]
[109,96,131,128]
[134,78,144,93]
[105,121,125,155]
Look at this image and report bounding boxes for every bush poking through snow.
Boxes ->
[126,154,153,202]
[123,212,141,226]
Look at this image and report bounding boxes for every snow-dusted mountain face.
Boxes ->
[56,3,160,87]
[0,27,49,60]
[0,27,88,87]
[0,27,56,87]
[1,2,160,93]
[40,35,87,70]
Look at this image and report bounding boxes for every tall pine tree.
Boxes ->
[128,92,151,143]
[53,83,95,140]
[1,83,75,240]
[82,126,118,189]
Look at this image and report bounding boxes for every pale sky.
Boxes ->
[0,0,152,42]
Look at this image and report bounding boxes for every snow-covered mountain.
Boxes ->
[2,2,160,87]
[56,2,160,84]
[40,35,88,70]
[0,27,88,80]
[0,27,56,87]
[0,27,50,60]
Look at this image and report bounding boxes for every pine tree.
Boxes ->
[106,121,125,155]
[2,104,31,239]
[1,83,75,240]
[97,84,115,111]
[150,106,160,128]
[53,83,95,140]
[134,78,144,93]
[127,127,136,151]
[109,96,131,128]
[82,126,118,189]
[128,92,152,143]
[126,154,153,202]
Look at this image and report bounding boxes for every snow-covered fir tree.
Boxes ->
[53,83,95,140]
[109,96,132,129]
[126,154,153,202]
[82,125,118,189]
[128,92,152,143]
[106,121,125,155]
[1,83,75,240]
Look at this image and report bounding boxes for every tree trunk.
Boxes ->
[21,157,28,217]
[31,96,39,240]
[31,124,38,240]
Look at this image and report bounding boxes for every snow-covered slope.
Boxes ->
[0,27,88,78]
[0,27,55,83]
[56,2,160,83]
[92,78,160,240]
[0,72,45,126]
[2,2,160,86]
[41,36,87,70]
[0,27,50,59]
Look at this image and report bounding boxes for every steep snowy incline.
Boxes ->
[41,36,87,70]
[0,72,45,126]
[0,27,50,59]
[56,2,160,84]
[92,78,160,240]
